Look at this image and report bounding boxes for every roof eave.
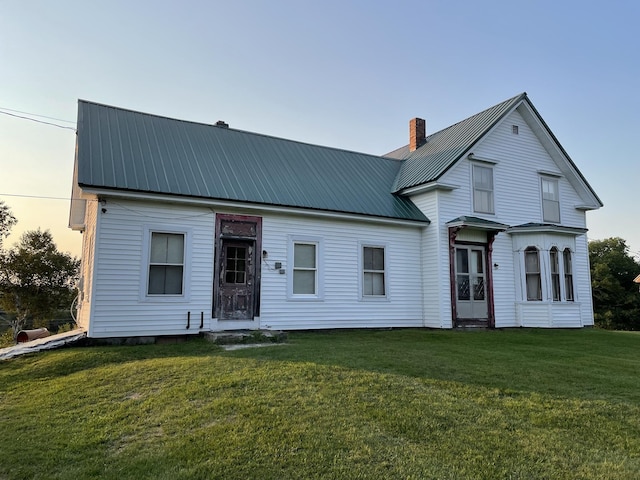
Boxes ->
[78,185,431,227]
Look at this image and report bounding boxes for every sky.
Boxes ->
[1,0,639,259]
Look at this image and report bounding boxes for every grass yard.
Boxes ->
[0,328,638,479]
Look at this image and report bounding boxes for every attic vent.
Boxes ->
[216,120,229,128]
[512,125,519,135]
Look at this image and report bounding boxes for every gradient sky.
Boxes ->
[1,0,639,259]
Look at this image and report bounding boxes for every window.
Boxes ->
[293,242,317,295]
[473,165,494,214]
[224,245,246,284]
[541,178,560,223]
[363,246,385,296]
[563,248,574,301]
[550,247,561,301]
[524,247,542,301]
[148,232,184,295]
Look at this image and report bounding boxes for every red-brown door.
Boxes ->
[218,240,255,320]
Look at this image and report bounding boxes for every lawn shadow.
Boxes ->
[218,328,640,404]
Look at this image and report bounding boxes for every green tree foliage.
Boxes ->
[589,237,640,330]
[0,200,17,249]
[0,229,79,338]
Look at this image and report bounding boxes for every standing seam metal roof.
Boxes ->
[389,93,526,192]
[76,100,429,223]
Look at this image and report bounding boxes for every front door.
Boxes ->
[219,240,255,320]
[454,246,488,321]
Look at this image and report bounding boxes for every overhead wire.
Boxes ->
[0,106,75,124]
[0,109,76,131]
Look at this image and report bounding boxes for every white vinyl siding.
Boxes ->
[86,199,214,337]
[433,108,594,328]
[262,215,423,330]
[472,165,494,214]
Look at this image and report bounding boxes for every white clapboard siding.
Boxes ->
[406,109,594,328]
[82,198,426,336]
[258,213,425,331]
[76,196,99,330]
[410,191,451,328]
[88,199,215,337]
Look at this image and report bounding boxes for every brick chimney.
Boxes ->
[409,117,426,152]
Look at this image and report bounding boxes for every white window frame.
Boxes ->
[359,242,389,300]
[524,246,542,301]
[541,177,561,223]
[140,226,192,302]
[287,235,324,301]
[472,164,495,214]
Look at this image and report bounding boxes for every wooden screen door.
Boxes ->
[454,246,488,321]
[219,240,255,320]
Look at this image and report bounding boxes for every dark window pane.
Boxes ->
[364,272,385,296]
[456,249,469,274]
[293,270,315,294]
[149,265,183,294]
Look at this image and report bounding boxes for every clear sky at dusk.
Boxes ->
[1,0,639,258]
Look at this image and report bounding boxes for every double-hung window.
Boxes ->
[362,246,385,297]
[473,165,494,214]
[550,247,561,302]
[293,242,317,295]
[148,232,185,295]
[524,247,542,301]
[563,248,574,301]
[541,177,560,223]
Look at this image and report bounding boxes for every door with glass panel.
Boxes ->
[219,240,255,320]
[454,246,488,320]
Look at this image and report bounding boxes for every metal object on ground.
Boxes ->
[16,328,51,343]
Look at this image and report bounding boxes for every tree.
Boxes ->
[0,200,17,249]
[589,237,640,330]
[0,229,79,338]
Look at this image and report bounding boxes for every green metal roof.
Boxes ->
[75,100,429,223]
[389,93,526,192]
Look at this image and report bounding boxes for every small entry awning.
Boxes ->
[446,216,509,232]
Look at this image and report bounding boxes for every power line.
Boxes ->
[0,106,75,124]
[0,193,74,201]
[0,110,76,131]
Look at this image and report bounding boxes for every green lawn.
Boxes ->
[0,328,638,479]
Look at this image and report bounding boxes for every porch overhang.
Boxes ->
[446,216,509,232]
[506,223,587,236]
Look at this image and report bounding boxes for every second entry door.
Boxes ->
[454,246,488,321]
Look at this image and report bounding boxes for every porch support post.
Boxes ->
[486,231,498,328]
[448,226,461,328]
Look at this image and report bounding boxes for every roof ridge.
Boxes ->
[385,92,527,154]
[77,99,402,166]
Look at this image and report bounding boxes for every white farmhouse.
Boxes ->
[69,93,602,338]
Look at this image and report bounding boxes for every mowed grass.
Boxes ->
[0,329,638,479]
